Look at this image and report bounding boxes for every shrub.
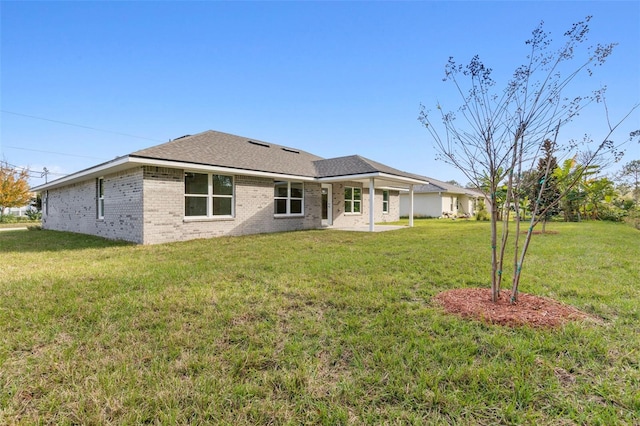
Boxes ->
[25,209,42,221]
[0,212,42,223]
[0,214,18,223]
[597,205,627,222]
[475,200,490,221]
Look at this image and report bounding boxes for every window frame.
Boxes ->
[184,172,234,219]
[344,186,362,215]
[97,177,105,219]
[382,190,389,214]
[274,180,305,217]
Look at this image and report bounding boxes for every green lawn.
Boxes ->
[1,221,638,425]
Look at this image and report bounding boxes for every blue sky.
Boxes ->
[1,1,639,187]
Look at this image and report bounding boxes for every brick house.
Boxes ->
[32,130,428,244]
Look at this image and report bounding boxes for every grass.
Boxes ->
[0,222,40,229]
[1,220,639,425]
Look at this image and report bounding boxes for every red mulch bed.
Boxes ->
[434,288,594,328]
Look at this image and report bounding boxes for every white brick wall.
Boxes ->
[374,190,400,223]
[42,166,399,244]
[141,167,322,244]
[330,182,400,228]
[43,168,144,243]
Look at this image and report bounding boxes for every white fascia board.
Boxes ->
[316,172,428,185]
[380,186,411,192]
[315,172,381,183]
[129,157,317,182]
[31,156,317,192]
[31,156,425,192]
[31,156,132,192]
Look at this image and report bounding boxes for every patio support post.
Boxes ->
[369,177,375,232]
[409,185,414,227]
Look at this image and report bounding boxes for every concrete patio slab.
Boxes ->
[324,225,407,232]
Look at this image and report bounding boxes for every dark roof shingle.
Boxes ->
[131,130,323,177]
[131,131,426,182]
[412,177,483,196]
[314,155,426,181]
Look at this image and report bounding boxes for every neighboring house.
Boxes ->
[2,206,34,217]
[32,130,428,244]
[399,177,484,218]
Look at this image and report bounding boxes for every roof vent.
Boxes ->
[281,147,300,154]
[248,140,270,148]
[174,134,191,140]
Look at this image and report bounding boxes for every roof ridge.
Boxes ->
[131,129,323,160]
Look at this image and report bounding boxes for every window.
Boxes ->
[274,181,304,215]
[344,186,361,214]
[97,177,105,219]
[185,172,233,217]
[382,190,389,214]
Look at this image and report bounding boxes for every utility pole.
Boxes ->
[42,167,49,183]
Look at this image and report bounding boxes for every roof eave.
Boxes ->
[31,156,320,192]
[31,156,132,192]
[31,157,429,193]
[129,156,318,182]
[316,172,428,186]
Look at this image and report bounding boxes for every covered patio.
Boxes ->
[316,156,428,232]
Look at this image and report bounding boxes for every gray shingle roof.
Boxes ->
[412,177,483,197]
[314,155,426,181]
[33,129,430,192]
[131,130,324,177]
[131,130,426,182]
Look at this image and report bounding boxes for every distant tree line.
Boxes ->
[467,154,640,229]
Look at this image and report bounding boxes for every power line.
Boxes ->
[0,161,59,180]
[4,145,109,161]
[1,110,164,143]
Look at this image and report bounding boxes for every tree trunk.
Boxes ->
[490,196,500,302]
